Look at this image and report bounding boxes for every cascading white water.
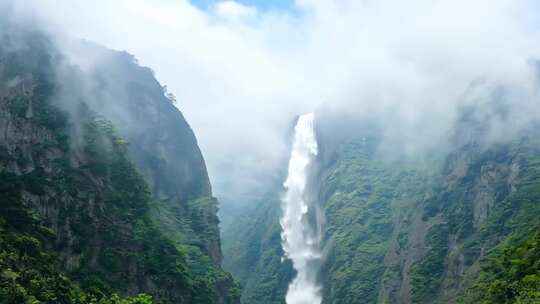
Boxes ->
[280,112,322,304]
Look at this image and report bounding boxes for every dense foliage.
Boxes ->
[0,172,153,304]
[0,26,238,303]
[222,190,294,304]
[318,137,434,303]
[460,141,540,304]
[463,231,540,303]
[222,118,540,303]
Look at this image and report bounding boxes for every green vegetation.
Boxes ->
[410,223,449,302]
[463,232,540,303]
[223,124,540,303]
[0,172,153,304]
[460,142,540,304]
[221,190,293,304]
[0,27,238,303]
[319,138,433,303]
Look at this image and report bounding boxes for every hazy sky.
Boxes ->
[11,0,540,203]
[191,0,295,11]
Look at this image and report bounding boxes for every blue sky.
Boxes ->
[190,0,295,12]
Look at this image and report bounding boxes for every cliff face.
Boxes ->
[314,122,540,304]
[59,39,226,267]
[222,104,540,304]
[0,26,239,303]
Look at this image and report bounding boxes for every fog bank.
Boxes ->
[6,0,540,203]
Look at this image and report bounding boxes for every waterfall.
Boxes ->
[280,112,322,304]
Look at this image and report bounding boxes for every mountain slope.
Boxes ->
[0,25,239,303]
[222,189,293,304]
[222,106,540,303]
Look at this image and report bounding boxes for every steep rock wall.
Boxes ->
[0,26,239,303]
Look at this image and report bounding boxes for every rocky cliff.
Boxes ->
[222,104,540,303]
[0,25,239,304]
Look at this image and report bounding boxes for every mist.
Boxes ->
[7,0,540,204]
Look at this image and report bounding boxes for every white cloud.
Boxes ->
[215,1,258,21]
[9,0,540,202]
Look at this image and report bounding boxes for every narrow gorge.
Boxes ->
[3,2,540,304]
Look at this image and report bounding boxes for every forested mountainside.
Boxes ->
[222,188,293,304]
[0,24,239,304]
[222,104,540,303]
